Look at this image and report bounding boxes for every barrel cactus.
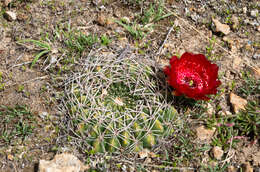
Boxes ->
[62,50,177,153]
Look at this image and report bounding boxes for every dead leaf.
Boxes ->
[229,93,247,113]
[212,18,231,35]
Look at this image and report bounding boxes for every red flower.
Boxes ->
[164,52,221,100]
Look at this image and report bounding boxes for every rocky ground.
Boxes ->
[0,0,259,171]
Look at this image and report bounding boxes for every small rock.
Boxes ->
[243,7,247,14]
[231,15,239,29]
[212,18,231,35]
[196,125,215,141]
[38,153,89,172]
[250,9,259,18]
[242,162,253,172]
[229,93,247,113]
[257,26,260,32]
[4,11,17,21]
[212,146,224,160]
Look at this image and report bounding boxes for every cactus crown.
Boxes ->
[61,50,177,153]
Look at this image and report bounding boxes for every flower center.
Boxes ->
[189,80,194,87]
[184,77,196,88]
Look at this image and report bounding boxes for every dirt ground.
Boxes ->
[0,0,259,171]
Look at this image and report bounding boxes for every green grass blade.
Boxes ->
[154,13,173,22]
[17,39,51,50]
[31,49,50,68]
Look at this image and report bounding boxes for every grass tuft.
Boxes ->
[0,105,35,144]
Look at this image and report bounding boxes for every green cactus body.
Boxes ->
[143,133,156,148]
[70,105,78,114]
[133,142,143,152]
[64,53,177,153]
[107,136,121,152]
[89,124,101,138]
[79,95,87,103]
[121,131,130,147]
[91,138,105,153]
[133,122,143,138]
[152,119,164,133]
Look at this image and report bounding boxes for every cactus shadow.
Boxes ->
[153,68,198,112]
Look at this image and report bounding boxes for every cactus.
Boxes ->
[62,51,177,153]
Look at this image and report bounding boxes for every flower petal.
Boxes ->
[165,52,221,100]
[164,66,171,76]
[169,56,178,66]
